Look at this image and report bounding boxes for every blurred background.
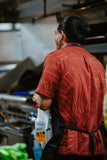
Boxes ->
[0,0,107,160]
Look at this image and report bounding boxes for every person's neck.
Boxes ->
[60,42,67,49]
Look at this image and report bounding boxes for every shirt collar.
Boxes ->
[67,43,81,47]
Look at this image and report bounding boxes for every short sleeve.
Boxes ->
[36,53,60,99]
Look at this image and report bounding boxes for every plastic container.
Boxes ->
[35,108,52,149]
[35,109,46,142]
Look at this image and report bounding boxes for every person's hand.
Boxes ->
[32,93,52,110]
[32,93,42,108]
[32,93,38,103]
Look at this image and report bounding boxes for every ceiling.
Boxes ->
[0,0,106,47]
[0,0,107,44]
[0,0,107,24]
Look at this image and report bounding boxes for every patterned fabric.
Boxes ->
[36,43,106,156]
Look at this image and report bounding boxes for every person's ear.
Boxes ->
[60,30,66,42]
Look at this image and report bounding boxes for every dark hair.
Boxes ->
[57,15,90,44]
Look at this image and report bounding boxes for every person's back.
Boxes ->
[50,44,106,156]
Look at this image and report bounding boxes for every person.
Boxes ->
[32,15,106,160]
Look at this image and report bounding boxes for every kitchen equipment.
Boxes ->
[0,93,37,159]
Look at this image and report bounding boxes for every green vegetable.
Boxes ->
[0,143,33,160]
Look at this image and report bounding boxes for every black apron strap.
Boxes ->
[65,125,100,160]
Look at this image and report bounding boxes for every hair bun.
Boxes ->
[71,18,85,42]
[71,18,91,43]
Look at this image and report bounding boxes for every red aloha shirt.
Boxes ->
[36,43,106,156]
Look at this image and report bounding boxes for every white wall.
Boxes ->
[0,16,58,66]
[0,31,22,62]
[21,16,57,65]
